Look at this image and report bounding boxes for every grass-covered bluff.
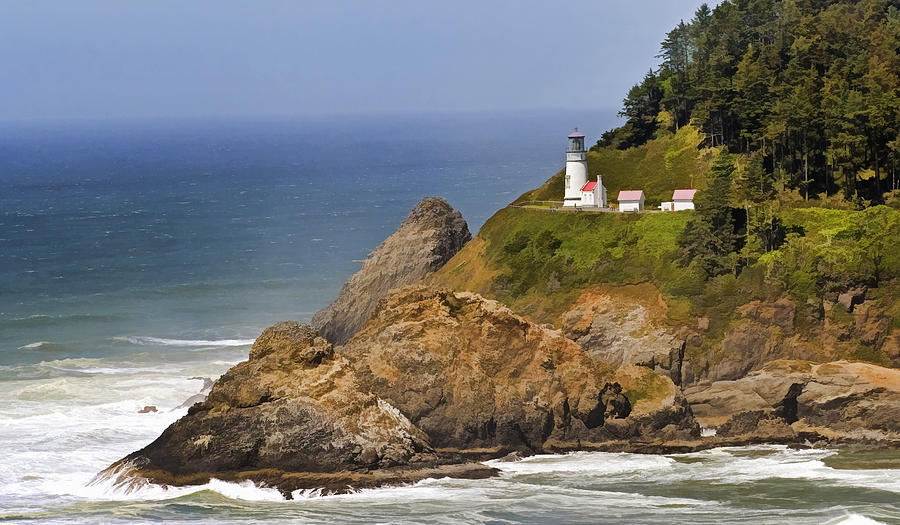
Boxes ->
[433,197,900,380]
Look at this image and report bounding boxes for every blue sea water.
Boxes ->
[0,111,603,367]
[1,111,898,524]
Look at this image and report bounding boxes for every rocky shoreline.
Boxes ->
[101,197,900,496]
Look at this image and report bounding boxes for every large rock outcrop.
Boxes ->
[99,322,494,496]
[685,360,900,444]
[561,284,686,385]
[312,197,471,345]
[341,285,698,455]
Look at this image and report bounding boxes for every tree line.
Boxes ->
[598,0,900,206]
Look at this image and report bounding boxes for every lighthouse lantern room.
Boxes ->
[564,127,588,207]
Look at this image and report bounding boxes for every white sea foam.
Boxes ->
[824,515,887,525]
[110,336,255,347]
[17,341,64,350]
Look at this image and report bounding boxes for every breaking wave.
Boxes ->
[110,336,254,347]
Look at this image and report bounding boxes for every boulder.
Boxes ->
[312,197,471,345]
[341,285,698,455]
[685,360,900,443]
[99,322,494,496]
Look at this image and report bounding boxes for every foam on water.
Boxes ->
[110,336,255,347]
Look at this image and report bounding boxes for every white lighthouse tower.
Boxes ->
[563,127,588,207]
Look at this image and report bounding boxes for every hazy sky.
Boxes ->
[0,1,713,121]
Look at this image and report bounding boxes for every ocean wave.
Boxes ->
[823,515,887,525]
[17,341,66,351]
[1,313,124,328]
[110,336,254,347]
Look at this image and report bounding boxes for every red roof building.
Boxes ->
[580,181,597,191]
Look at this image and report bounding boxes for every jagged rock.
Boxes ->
[176,377,215,410]
[854,302,892,348]
[838,285,867,312]
[138,406,157,414]
[883,331,900,367]
[738,298,795,334]
[341,285,698,455]
[561,285,686,385]
[707,317,832,382]
[100,322,494,495]
[312,197,471,346]
[685,360,900,442]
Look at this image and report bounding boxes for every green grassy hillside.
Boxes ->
[434,202,900,374]
[514,117,717,207]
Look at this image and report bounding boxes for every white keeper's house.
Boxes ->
[617,190,645,212]
[563,127,607,208]
[672,189,697,210]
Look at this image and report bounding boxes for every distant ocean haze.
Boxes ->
[0,110,616,367]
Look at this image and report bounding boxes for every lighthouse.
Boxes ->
[563,127,588,207]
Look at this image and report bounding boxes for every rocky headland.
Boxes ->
[104,196,900,495]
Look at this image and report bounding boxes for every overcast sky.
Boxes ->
[0,1,713,121]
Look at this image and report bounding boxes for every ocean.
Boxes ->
[0,111,898,524]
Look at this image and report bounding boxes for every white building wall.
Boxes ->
[580,190,594,206]
[673,200,695,211]
[619,199,644,212]
[564,151,588,207]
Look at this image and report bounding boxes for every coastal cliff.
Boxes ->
[311,197,471,345]
[341,285,698,455]
[98,321,495,496]
[107,193,900,495]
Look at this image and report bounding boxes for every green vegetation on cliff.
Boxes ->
[433,203,900,370]
[514,119,717,207]
[440,0,900,378]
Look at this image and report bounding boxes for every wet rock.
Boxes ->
[312,197,471,346]
[138,406,157,414]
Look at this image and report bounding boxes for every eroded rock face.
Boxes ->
[312,197,471,345]
[561,285,686,386]
[738,299,796,334]
[100,322,493,495]
[685,360,900,443]
[341,285,698,454]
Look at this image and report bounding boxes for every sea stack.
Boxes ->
[311,197,471,345]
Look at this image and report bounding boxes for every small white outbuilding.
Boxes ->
[672,189,697,211]
[579,180,607,208]
[617,190,645,212]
